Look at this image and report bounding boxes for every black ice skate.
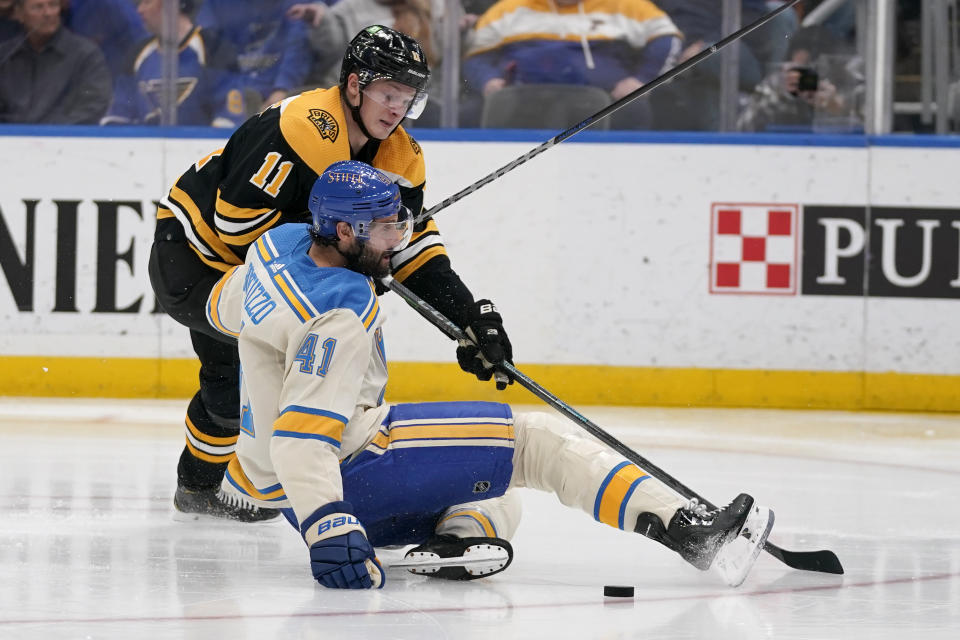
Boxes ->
[173,486,282,523]
[399,534,513,580]
[635,493,771,574]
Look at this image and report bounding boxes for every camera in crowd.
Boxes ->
[790,66,820,94]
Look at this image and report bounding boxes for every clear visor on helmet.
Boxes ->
[362,84,429,120]
[355,205,413,252]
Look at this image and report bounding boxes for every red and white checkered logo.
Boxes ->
[710,203,799,295]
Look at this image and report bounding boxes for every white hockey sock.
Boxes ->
[510,412,684,531]
[434,490,522,540]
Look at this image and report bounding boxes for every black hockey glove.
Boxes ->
[457,299,514,390]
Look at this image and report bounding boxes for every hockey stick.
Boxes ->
[381,275,844,575]
[417,0,804,224]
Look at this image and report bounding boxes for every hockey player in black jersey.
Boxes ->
[149,25,514,523]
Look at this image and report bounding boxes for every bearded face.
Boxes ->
[344,240,393,279]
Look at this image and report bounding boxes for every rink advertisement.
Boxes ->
[708,203,960,298]
[0,129,958,410]
[800,205,960,298]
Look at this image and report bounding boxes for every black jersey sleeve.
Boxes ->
[211,106,311,249]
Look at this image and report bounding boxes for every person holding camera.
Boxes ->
[737,25,862,133]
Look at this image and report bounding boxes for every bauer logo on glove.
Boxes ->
[317,513,361,535]
[302,501,384,589]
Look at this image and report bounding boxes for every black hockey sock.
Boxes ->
[177,392,239,490]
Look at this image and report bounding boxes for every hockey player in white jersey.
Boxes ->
[206,160,774,589]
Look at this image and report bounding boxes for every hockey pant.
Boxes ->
[279,403,684,546]
[149,219,241,489]
[431,410,687,541]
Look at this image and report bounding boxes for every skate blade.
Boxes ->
[711,504,775,588]
[170,509,283,525]
[394,544,510,576]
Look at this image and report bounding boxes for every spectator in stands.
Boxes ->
[651,0,798,131]
[737,25,863,132]
[744,1,798,69]
[460,0,496,31]
[288,0,440,125]
[1,0,23,41]
[801,0,855,46]
[60,0,149,80]
[101,0,246,127]
[0,0,111,124]
[462,0,681,130]
[195,0,312,109]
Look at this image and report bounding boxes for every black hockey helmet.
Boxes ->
[340,25,431,99]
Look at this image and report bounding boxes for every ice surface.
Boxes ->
[1,399,958,639]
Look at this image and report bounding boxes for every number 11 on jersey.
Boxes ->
[250,151,294,197]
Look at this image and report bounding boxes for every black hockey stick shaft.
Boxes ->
[416,0,804,224]
[382,275,843,575]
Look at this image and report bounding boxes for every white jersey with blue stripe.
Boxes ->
[207,222,391,519]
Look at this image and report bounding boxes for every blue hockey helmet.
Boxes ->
[309,161,412,251]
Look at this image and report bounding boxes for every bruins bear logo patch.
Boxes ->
[409,136,421,155]
[308,109,339,142]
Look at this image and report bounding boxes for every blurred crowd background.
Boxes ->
[0,0,948,134]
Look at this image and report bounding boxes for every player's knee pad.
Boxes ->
[195,369,240,420]
[187,392,240,436]
[513,411,581,458]
[513,410,579,441]
[511,412,584,488]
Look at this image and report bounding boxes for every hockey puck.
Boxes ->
[603,585,634,598]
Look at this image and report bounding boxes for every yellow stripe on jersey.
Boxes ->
[475,0,670,31]
[215,189,275,219]
[169,185,241,266]
[207,266,240,338]
[595,462,650,530]
[189,244,234,273]
[469,0,678,57]
[194,147,224,172]
[225,456,287,501]
[156,205,175,220]
[255,236,276,262]
[392,245,447,282]
[273,410,346,446]
[409,219,440,243]
[439,509,497,537]
[222,211,283,247]
[486,33,617,50]
[362,294,380,331]
[272,273,312,322]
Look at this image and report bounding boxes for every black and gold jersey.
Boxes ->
[156,86,445,284]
